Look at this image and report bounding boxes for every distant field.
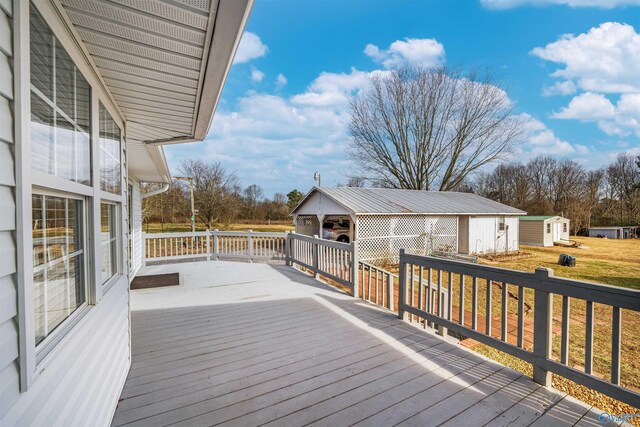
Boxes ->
[482,236,640,290]
[143,221,294,234]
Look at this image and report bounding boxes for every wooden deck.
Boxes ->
[112,261,612,427]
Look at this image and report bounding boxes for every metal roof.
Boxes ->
[589,226,638,229]
[519,215,564,221]
[293,187,527,216]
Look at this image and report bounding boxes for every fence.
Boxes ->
[143,230,287,264]
[286,233,356,293]
[397,249,640,408]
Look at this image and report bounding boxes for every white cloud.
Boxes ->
[553,93,640,137]
[552,92,616,120]
[233,32,268,64]
[542,80,577,96]
[482,0,640,8]
[364,38,445,68]
[250,67,265,82]
[276,73,287,88]
[516,113,586,157]
[531,22,640,94]
[291,68,381,107]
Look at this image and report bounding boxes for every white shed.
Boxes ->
[291,187,526,261]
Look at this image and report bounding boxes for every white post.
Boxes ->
[247,229,254,263]
[213,229,220,261]
[206,229,211,261]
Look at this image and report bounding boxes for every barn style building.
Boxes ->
[519,215,571,247]
[291,187,526,261]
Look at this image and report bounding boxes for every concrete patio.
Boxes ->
[112,261,613,426]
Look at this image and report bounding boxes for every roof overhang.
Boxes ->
[58,0,254,182]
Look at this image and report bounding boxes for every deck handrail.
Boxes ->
[286,232,356,294]
[143,230,288,264]
[397,249,640,408]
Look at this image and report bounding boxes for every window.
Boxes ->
[30,8,91,185]
[563,223,568,233]
[101,203,118,284]
[32,194,86,346]
[100,103,121,194]
[498,217,506,231]
[547,223,551,234]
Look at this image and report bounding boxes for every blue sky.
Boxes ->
[165,0,640,196]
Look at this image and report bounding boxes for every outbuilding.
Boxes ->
[588,226,638,239]
[519,215,571,247]
[291,187,526,262]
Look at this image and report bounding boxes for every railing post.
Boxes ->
[206,229,211,261]
[312,235,319,278]
[285,231,291,266]
[533,267,554,387]
[398,249,408,320]
[351,240,359,298]
[213,229,220,261]
[388,274,395,312]
[247,229,254,263]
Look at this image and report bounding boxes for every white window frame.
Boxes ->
[100,201,121,291]
[15,0,128,390]
[498,216,506,232]
[31,187,91,363]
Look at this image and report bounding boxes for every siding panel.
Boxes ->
[131,180,143,276]
[0,7,17,421]
[1,278,131,427]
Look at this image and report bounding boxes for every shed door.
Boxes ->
[552,223,562,242]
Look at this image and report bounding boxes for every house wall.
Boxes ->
[0,1,132,425]
[129,178,143,277]
[0,0,20,417]
[468,216,519,254]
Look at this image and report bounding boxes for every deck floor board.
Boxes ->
[112,261,604,427]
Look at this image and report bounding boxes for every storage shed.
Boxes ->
[519,216,571,247]
[588,226,638,239]
[291,187,526,261]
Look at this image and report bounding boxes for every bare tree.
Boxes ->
[348,66,523,191]
[242,184,264,220]
[178,160,241,229]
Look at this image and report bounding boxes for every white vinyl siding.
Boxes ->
[0,1,20,418]
[130,179,143,277]
[468,216,519,254]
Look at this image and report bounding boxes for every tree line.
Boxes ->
[142,159,305,229]
[472,154,640,234]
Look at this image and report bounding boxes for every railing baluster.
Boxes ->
[585,300,594,375]
[368,264,372,301]
[448,272,453,321]
[409,264,415,322]
[517,286,524,348]
[437,269,442,317]
[472,276,478,330]
[460,274,465,327]
[612,306,621,385]
[418,267,423,317]
[501,282,508,342]
[561,295,570,364]
[375,269,380,305]
[486,278,492,336]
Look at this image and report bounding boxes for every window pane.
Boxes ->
[101,203,118,284]
[30,8,91,186]
[100,104,122,194]
[33,195,86,346]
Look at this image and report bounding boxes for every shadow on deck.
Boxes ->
[112,262,609,427]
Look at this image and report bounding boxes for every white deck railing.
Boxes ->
[143,230,287,264]
[397,249,640,409]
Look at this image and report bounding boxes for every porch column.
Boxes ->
[317,214,325,239]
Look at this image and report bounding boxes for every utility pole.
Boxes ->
[174,176,196,232]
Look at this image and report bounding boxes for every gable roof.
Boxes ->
[292,187,527,216]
